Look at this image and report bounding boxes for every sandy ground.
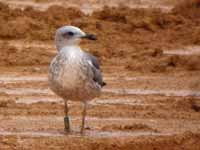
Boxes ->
[0,0,200,149]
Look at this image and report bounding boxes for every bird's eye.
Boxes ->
[68,31,74,36]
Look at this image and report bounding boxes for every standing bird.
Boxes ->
[48,26,106,133]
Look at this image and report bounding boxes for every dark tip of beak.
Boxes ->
[82,34,97,40]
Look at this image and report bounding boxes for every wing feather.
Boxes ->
[85,52,106,87]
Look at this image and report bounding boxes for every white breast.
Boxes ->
[48,46,101,101]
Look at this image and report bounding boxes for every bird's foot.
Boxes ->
[80,126,90,134]
[64,116,70,133]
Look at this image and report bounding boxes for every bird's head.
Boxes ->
[55,26,96,51]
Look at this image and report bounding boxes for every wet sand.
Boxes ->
[0,0,200,149]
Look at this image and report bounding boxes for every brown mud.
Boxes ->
[0,0,200,149]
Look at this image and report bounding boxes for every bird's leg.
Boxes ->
[81,102,88,134]
[64,100,70,132]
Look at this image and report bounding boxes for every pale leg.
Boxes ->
[81,102,87,133]
[64,100,70,132]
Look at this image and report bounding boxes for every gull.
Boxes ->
[48,26,106,133]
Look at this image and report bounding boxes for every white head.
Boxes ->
[55,26,96,51]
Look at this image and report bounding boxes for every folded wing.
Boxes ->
[85,52,106,87]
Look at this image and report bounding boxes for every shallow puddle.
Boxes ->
[164,46,200,56]
[0,75,157,83]
[0,88,53,95]
[0,130,176,138]
[16,97,159,106]
[12,116,157,122]
[1,87,200,97]
[16,97,62,104]
[104,76,165,81]
[103,88,200,97]
[87,131,175,138]
[0,76,47,83]
[0,130,64,137]
[92,99,160,106]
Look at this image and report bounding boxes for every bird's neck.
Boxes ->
[59,45,81,52]
[59,45,83,60]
